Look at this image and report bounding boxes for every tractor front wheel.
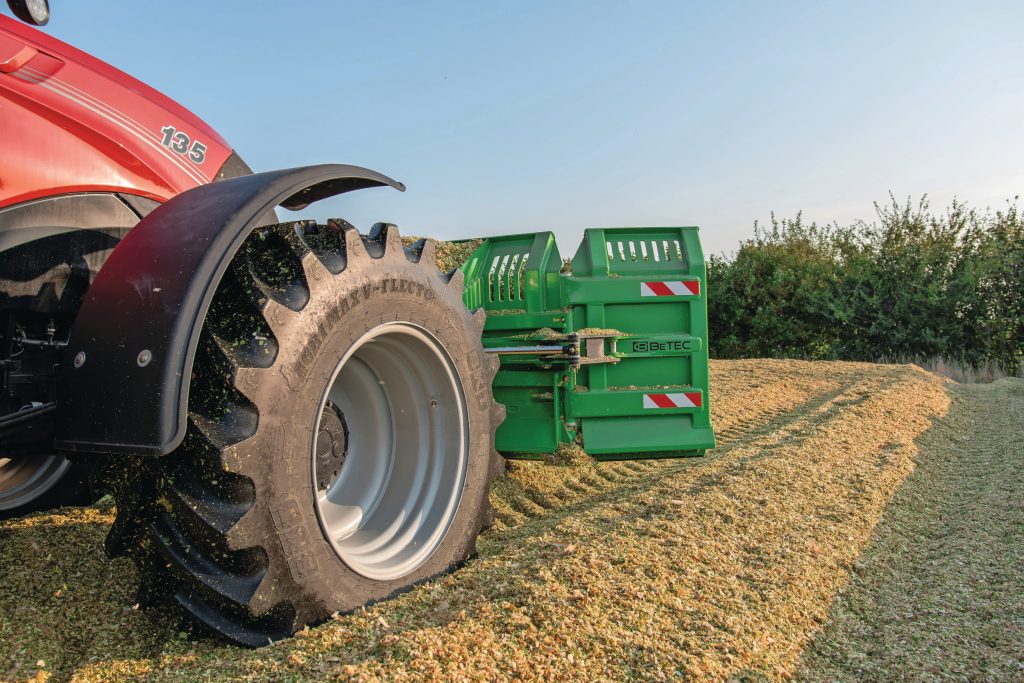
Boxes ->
[0,453,92,519]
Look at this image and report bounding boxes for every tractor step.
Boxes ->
[459,227,716,460]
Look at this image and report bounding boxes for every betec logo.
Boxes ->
[632,339,693,353]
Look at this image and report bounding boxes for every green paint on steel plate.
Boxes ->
[459,228,716,460]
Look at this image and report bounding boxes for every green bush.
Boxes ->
[708,195,1023,374]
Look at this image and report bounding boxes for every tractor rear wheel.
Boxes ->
[107,220,504,646]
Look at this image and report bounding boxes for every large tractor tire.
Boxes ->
[107,220,504,646]
[0,454,92,520]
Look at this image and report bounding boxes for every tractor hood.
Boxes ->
[0,14,236,210]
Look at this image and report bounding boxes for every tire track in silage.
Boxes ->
[488,371,864,530]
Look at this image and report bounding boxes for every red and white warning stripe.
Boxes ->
[640,280,700,297]
[642,392,702,409]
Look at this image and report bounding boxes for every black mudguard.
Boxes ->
[54,164,404,456]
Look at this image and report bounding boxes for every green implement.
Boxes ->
[460,227,716,460]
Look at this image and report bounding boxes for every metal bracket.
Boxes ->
[576,334,620,366]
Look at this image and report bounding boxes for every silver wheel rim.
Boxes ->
[0,453,71,511]
[312,322,469,580]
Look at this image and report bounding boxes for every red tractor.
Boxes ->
[1,1,505,645]
[1,1,715,646]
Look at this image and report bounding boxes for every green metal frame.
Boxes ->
[460,227,716,460]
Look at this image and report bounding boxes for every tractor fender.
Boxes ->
[54,164,404,457]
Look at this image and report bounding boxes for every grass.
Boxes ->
[902,356,1023,384]
[1,360,1021,681]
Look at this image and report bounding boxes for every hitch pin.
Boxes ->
[484,333,582,367]
[484,345,571,356]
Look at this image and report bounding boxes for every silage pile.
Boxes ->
[1,361,961,681]
[399,236,481,274]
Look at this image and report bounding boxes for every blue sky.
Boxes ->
[42,1,1024,257]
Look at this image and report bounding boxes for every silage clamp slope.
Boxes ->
[460,228,715,459]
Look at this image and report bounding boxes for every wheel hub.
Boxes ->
[312,322,469,581]
[315,401,348,492]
